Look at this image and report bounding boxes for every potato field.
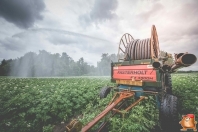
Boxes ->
[0,74,198,132]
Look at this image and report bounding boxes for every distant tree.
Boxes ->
[0,51,117,77]
[97,53,118,76]
[0,59,12,76]
[60,52,70,76]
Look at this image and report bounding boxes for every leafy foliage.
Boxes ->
[0,77,113,132]
[80,95,159,132]
[0,73,198,132]
[172,73,198,117]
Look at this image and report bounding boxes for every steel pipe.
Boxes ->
[171,53,197,72]
[152,61,161,68]
[152,61,165,72]
[175,53,197,66]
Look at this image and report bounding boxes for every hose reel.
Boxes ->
[118,25,160,62]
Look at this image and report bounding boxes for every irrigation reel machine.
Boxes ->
[66,25,197,132]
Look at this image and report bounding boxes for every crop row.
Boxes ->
[0,73,198,132]
[0,77,112,132]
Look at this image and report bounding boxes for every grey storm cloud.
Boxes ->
[174,1,198,36]
[0,28,112,55]
[136,3,164,22]
[79,0,118,26]
[0,37,26,51]
[9,27,115,54]
[90,0,118,21]
[0,0,45,29]
[48,34,78,45]
[159,1,198,42]
[0,27,112,53]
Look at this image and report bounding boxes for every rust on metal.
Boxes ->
[81,91,135,132]
[125,96,146,111]
[66,119,82,132]
[118,33,134,62]
[170,53,197,72]
[111,96,146,116]
[66,25,197,132]
[121,39,126,48]
[117,25,161,62]
[97,99,128,132]
[119,47,125,53]
[99,95,147,131]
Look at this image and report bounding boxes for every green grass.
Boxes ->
[0,74,198,132]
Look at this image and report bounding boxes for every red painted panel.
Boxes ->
[113,65,157,81]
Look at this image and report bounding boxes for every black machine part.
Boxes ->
[165,73,172,94]
[99,87,111,99]
[159,94,179,131]
[161,73,172,95]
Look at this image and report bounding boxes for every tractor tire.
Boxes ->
[165,73,172,94]
[159,94,179,131]
[99,87,111,99]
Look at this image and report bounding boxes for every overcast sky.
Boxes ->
[0,0,197,70]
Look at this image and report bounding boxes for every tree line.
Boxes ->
[0,50,117,77]
[1,50,196,77]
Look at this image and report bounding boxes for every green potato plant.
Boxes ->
[0,73,198,132]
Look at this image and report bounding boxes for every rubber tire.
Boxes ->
[159,94,179,131]
[99,87,111,99]
[165,73,172,94]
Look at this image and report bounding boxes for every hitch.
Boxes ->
[66,119,82,132]
[66,90,148,132]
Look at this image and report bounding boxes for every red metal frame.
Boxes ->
[81,90,147,132]
[113,65,157,81]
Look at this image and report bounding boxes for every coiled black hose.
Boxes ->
[124,38,152,60]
